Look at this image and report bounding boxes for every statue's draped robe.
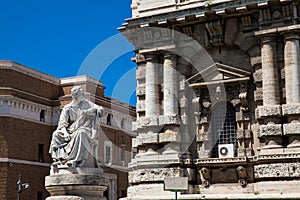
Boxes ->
[49,100,102,167]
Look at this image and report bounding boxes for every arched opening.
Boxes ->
[211,102,237,158]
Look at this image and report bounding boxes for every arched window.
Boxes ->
[211,102,237,158]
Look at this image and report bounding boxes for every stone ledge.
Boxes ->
[256,105,281,119]
[283,123,300,135]
[258,124,282,137]
[282,104,300,116]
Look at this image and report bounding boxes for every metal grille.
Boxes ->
[211,102,237,157]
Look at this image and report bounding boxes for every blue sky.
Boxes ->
[0,0,137,105]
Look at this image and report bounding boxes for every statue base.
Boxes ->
[45,172,108,200]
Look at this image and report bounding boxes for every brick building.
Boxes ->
[0,60,136,200]
[119,0,300,199]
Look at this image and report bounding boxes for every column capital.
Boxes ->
[283,32,300,41]
[163,52,177,60]
[260,35,277,44]
[144,52,160,62]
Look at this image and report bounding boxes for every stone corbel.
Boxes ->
[205,19,223,46]
[236,166,248,187]
[199,167,211,188]
[259,8,271,23]
[241,15,252,29]
[239,83,249,111]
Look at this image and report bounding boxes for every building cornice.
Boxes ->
[0,60,60,85]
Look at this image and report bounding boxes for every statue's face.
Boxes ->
[71,87,85,101]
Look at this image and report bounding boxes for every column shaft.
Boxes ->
[145,53,160,117]
[284,33,300,103]
[163,53,178,116]
[261,36,280,105]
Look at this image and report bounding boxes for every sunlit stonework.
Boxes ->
[120,0,300,199]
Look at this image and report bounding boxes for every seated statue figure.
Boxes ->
[49,86,103,168]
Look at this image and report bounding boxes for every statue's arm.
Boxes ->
[57,107,71,138]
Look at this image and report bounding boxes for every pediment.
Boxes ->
[187,63,251,87]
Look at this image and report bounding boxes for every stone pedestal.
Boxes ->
[45,166,108,200]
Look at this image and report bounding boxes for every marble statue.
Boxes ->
[49,86,103,168]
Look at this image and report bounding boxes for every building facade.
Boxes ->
[0,60,136,200]
[120,0,300,199]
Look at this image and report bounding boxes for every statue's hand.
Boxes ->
[62,129,71,142]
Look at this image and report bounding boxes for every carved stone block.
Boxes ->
[237,130,244,139]
[196,132,208,142]
[136,67,146,79]
[159,130,180,143]
[180,96,187,108]
[139,132,159,144]
[136,100,145,112]
[244,130,252,139]
[256,105,282,119]
[254,88,263,101]
[138,116,159,127]
[132,138,141,148]
[282,104,300,116]
[159,115,180,125]
[254,163,300,179]
[132,122,137,131]
[253,70,262,83]
[259,124,282,137]
[283,123,300,135]
[128,168,181,184]
[136,84,146,96]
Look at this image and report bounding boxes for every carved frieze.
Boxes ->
[128,168,181,183]
[254,163,300,179]
[258,124,282,137]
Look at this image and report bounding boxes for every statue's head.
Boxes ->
[71,86,85,101]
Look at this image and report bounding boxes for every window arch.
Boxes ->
[211,102,237,158]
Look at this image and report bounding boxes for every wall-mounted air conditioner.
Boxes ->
[218,144,234,158]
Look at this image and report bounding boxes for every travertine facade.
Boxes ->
[0,61,136,200]
[120,0,300,199]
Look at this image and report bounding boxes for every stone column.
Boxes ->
[261,36,280,105]
[145,53,160,117]
[283,32,300,148]
[257,35,282,149]
[284,33,300,103]
[163,53,178,116]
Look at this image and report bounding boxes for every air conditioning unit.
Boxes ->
[218,144,234,158]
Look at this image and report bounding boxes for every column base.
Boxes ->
[45,173,108,200]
